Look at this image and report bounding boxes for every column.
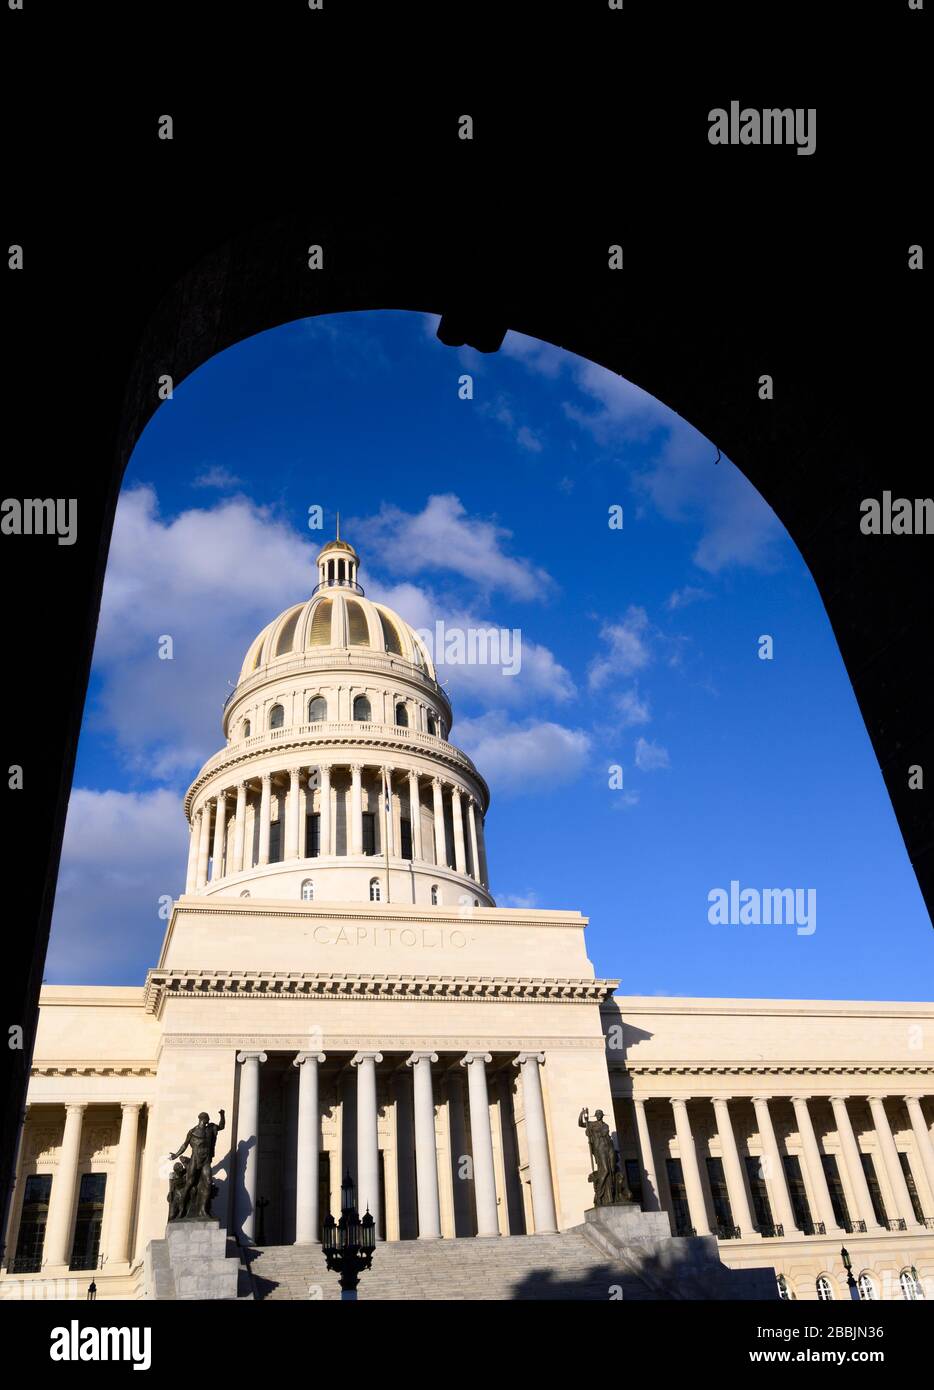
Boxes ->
[752,1096,797,1233]
[351,1051,383,1237]
[185,813,200,893]
[106,1102,143,1264]
[432,777,447,868]
[904,1095,934,1203]
[632,1097,661,1212]
[293,1052,326,1243]
[196,801,212,888]
[476,811,489,887]
[467,798,481,882]
[232,783,247,876]
[257,774,271,866]
[408,771,422,860]
[350,764,363,856]
[319,764,332,857]
[43,1102,86,1266]
[514,1054,558,1233]
[830,1095,883,1230]
[450,787,467,876]
[712,1096,756,1235]
[285,766,302,860]
[211,789,227,880]
[235,1051,267,1243]
[792,1095,843,1234]
[670,1097,711,1234]
[406,1053,442,1239]
[460,1053,499,1236]
[869,1096,923,1229]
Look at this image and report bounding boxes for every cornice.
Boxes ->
[604,997,934,1019]
[168,900,588,929]
[144,968,619,1016]
[161,1034,608,1052]
[608,1061,934,1078]
[31,1062,157,1077]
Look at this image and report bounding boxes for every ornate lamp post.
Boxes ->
[841,1246,859,1301]
[86,1279,97,1301]
[322,1170,375,1301]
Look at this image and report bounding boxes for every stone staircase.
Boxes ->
[242,1233,663,1301]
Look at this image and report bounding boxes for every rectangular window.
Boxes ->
[624,1158,643,1208]
[305,813,320,858]
[665,1158,693,1235]
[69,1172,107,1271]
[860,1153,888,1226]
[898,1152,925,1224]
[744,1155,776,1233]
[11,1173,53,1274]
[399,817,413,861]
[821,1154,853,1231]
[705,1156,736,1234]
[268,820,282,864]
[362,812,376,856]
[782,1153,813,1233]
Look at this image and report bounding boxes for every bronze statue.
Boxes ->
[167,1160,191,1220]
[579,1107,632,1206]
[168,1109,225,1220]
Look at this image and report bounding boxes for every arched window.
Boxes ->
[900,1268,924,1300]
[816,1275,834,1301]
[474,898,479,907]
[395,701,408,727]
[427,713,437,735]
[242,719,251,738]
[308,695,327,722]
[269,703,284,729]
[353,694,371,722]
[346,600,370,646]
[309,598,332,647]
[430,884,439,905]
[858,1273,877,1301]
[369,877,381,902]
[776,1275,791,1300]
[301,879,315,901]
[275,608,301,656]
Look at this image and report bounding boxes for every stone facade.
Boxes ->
[2,535,931,1301]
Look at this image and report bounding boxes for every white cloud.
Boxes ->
[634,737,670,772]
[666,585,710,611]
[588,607,652,689]
[192,465,244,490]
[498,891,539,909]
[610,789,640,810]
[354,494,553,601]
[47,789,187,983]
[615,687,652,727]
[455,713,591,793]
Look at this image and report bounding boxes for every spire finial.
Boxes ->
[336,510,340,541]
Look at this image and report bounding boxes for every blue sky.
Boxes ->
[47,310,932,998]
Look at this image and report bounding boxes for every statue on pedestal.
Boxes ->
[167,1110,225,1220]
[579,1107,632,1206]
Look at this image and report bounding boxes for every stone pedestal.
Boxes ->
[143,1220,239,1300]
[571,1206,778,1300]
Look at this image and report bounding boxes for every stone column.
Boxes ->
[235,1051,267,1243]
[408,771,422,860]
[258,774,271,866]
[460,1053,499,1237]
[43,1102,86,1266]
[830,1095,883,1230]
[185,813,200,893]
[406,1053,442,1239]
[351,1051,383,1237]
[632,1098,661,1212]
[669,1097,711,1235]
[711,1097,756,1235]
[752,1096,797,1233]
[285,767,302,860]
[513,1054,558,1233]
[350,764,363,856]
[904,1095,934,1202]
[792,1096,843,1234]
[106,1102,142,1264]
[196,801,212,888]
[869,1096,923,1229]
[232,782,247,875]
[476,811,489,887]
[450,787,467,876]
[467,798,481,882]
[432,777,447,868]
[211,790,227,880]
[293,1052,326,1243]
[319,764,332,856]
